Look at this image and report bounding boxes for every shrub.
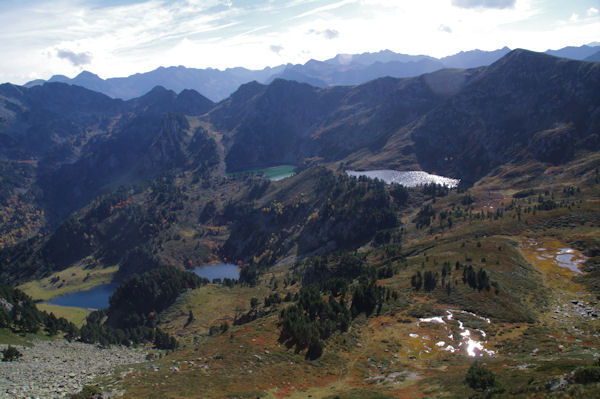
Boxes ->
[1,346,22,362]
[219,322,229,333]
[306,338,324,360]
[465,362,497,391]
[154,328,177,350]
[573,365,600,384]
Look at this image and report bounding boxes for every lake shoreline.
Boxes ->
[42,263,241,311]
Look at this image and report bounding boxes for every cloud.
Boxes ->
[322,28,339,39]
[438,24,452,33]
[56,49,92,66]
[451,0,516,10]
[291,0,356,20]
[307,28,340,39]
[270,44,283,54]
[587,7,599,17]
[569,13,579,22]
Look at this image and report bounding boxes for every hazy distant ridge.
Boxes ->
[24,44,600,102]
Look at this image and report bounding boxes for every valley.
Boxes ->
[108,173,599,398]
[1,49,599,398]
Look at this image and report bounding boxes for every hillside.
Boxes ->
[207,50,600,183]
[1,50,599,275]
[1,49,600,398]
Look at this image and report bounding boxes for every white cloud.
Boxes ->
[291,0,357,20]
[587,7,599,17]
[438,24,453,33]
[56,49,92,66]
[570,13,579,22]
[307,28,340,39]
[270,44,284,54]
[451,0,516,10]
[0,0,599,85]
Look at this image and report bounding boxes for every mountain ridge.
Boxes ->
[21,44,600,102]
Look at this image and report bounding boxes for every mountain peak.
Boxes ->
[175,89,214,115]
[483,48,560,74]
[75,71,101,80]
[47,74,70,83]
[498,48,554,63]
[132,85,177,107]
[230,80,265,102]
[146,85,175,96]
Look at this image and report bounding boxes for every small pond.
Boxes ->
[228,165,295,181]
[192,262,240,282]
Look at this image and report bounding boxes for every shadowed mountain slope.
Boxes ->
[409,49,600,182]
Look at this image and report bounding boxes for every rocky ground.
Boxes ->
[0,339,147,399]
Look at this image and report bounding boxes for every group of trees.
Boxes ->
[414,204,435,229]
[0,284,77,337]
[79,266,205,349]
[302,252,368,286]
[280,271,398,359]
[422,183,450,199]
[301,173,398,251]
[410,260,494,295]
[279,285,351,360]
[350,278,395,317]
[410,270,439,292]
[462,265,491,292]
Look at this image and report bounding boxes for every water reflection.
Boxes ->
[346,170,459,188]
[45,283,119,310]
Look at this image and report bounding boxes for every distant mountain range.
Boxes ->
[23,44,600,102]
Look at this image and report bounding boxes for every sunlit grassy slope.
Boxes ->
[104,157,600,398]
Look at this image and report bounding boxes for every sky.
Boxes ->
[0,0,598,84]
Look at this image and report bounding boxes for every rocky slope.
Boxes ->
[0,339,147,398]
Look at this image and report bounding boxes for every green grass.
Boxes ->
[37,303,90,327]
[0,328,55,346]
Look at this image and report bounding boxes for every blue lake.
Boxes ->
[193,262,240,282]
[46,263,240,310]
[45,283,119,310]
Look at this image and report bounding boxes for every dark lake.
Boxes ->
[45,282,119,310]
[192,262,240,281]
[45,263,240,310]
